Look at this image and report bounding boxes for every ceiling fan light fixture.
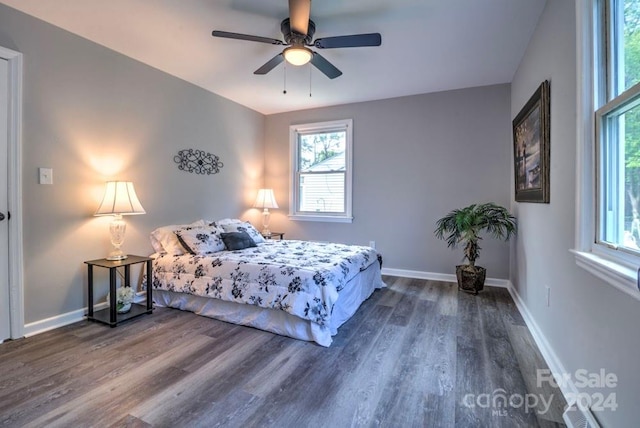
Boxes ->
[283,46,312,66]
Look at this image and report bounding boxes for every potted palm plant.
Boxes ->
[434,202,517,294]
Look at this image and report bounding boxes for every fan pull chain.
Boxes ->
[309,64,312,97]
[283,62,287,94]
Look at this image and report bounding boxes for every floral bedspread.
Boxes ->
[151,240,378,327]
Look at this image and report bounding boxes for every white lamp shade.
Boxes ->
[95,181,146,216]
[254,188,279,209]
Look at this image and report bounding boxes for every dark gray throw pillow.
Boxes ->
[220,231,257,251]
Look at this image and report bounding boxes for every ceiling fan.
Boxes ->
[211,0,382,79]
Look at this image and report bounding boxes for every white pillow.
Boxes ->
[149,220,206,255]
[221,221,265,244]
[208,218,243,227]
[175,225,226,255]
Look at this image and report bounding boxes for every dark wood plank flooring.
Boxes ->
[0,276,566,427]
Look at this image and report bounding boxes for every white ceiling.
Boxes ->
[1,0,547,115]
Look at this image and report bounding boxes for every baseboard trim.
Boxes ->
[505,281,578,399]
[23,302,108,337]
[23,291,148,338]
[381,267,510,288]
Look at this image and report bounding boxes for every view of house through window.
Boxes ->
[597,0,640,253]
[290,119,353,221]
[298,130,346,213]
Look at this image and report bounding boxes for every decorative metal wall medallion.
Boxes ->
[173,149,224,175]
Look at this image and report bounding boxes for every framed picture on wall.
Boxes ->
[512,80,550,203]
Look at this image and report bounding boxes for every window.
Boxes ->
[289,119,353,222]
[596,0,640,254]
[574,0,640,299]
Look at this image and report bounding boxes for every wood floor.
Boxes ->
[0,276,566,427]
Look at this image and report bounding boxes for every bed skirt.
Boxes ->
[153,260,385,347]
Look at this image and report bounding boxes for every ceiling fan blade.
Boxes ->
[310,52,342,79]
[212,30,284,45]
[254,54,285,75]
[314,33,382,49]
[288,0,310,35]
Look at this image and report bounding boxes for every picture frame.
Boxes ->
[513,80,550,203]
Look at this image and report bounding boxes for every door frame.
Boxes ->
[0,46,24,339]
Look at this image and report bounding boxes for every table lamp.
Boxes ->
[95,181,146,260]
[253,188,278,236]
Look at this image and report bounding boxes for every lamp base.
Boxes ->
[262,208,271,238]
[106,250,127,261]
[107,215,127,261]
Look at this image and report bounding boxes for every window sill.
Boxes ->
[288,214,353,223]
[571,249,640,301]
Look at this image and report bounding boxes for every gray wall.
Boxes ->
[0,4,264,323]
[264,85,513,278]
[511,0,640,426]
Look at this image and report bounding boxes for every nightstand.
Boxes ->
[262,232,284,240]
[85,255,153,327]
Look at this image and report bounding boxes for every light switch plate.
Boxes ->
[39,167,53,185]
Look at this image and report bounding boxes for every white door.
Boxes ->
[0,58,10,342]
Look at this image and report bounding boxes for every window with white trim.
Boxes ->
[574,0,640,298]
[596,0,640,254]
[289,119,353,222]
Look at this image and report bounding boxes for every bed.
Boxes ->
[147,219,385,346]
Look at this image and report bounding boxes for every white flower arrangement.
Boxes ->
[116,286,135,312]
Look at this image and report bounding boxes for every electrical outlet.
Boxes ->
[39,167,53,185]
[369,240,376,249]
[545,286,551,307]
